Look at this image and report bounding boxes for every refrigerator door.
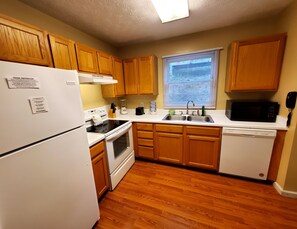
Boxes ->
[0,61,85,156]
[0,126,99,229]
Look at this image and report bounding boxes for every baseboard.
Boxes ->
[273,182,297,198]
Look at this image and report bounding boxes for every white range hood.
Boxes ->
[78,72,118,85]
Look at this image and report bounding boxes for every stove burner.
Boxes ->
[87,120,128,134]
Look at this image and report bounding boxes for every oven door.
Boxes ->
[105,123,133,173]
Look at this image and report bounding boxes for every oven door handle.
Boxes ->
[105,123,132,141]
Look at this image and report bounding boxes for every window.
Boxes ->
[163,49,219,108]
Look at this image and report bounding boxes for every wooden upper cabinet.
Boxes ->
[123,58,139,95]
[123,55,158,95]
[48,34,78,70]
[226,33,287,92]
[101,56,125,97]
[75,42,98,73]
[138,56,158,94]
[97,51,113,75]
[0,14,51,66]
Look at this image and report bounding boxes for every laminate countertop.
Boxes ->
[86,109,287,147]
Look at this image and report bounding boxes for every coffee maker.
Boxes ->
[120,99,128,115]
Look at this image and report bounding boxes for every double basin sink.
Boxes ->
[162,114,214,123]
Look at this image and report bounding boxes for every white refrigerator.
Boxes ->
[0,61,99,229]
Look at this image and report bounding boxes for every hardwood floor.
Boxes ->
[96,160,297,229]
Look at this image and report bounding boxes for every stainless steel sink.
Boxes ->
[162,114,187,121]
[187,115,214,123]
[162,114,214,123]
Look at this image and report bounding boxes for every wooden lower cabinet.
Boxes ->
[185,126,221,171]
[134,123,155,159]
[185,135,220,170]
[155,124,184,164]
[90,141,109,199]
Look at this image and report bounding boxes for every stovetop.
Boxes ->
[86,120,128,134]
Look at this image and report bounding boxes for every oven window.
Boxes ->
[113,132,130,159]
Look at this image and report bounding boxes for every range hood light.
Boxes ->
[78,73,118,85]
[151,0,189,23]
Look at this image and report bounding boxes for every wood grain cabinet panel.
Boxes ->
[123,58,139,95]
[185,135,220,170]
[97,51,113,75]
[48,34,78,70]
[185,126,221,171]
[138,56,158,95]
[226,33,287,92]
[0,15,51,66]
[101,56,125,97]
[75,42,98,73]
[90,141,109,199]
[155,132,183,164]
[155,124,184,164]
[133,123,155,160]
[123,55,158,95]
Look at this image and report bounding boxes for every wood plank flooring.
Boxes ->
[96,160,297,229]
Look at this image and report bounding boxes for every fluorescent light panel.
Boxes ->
[152,0,189,23]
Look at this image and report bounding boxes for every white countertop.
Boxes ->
[86,108,287,147]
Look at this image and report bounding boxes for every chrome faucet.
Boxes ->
[186,100,195,114]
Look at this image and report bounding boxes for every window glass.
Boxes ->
[163,50,219,108]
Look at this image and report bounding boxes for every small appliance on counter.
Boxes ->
[136,107,145,115]
[225,100,279,122]
[120,99,128,115]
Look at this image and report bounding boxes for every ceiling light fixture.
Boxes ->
[151,0,189,23]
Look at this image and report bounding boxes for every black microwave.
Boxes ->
[225,100,280,122]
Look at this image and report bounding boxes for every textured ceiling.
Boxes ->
[20,0,293,47]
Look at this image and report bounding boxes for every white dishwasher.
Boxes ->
[219,127,276,180]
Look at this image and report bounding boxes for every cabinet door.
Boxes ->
[90,141,109,199]
[113,57,125,96]
[138,56,158,95]
[0,15,51,66]
[123,58,138,95]
[75,42,98,73]
[226,33,286,92]
[101,57,125,97]
[155,132,183,164]
[48,34,78,70]
[91,152,109,199]
[97,51,113,75]
[185,135,220,171]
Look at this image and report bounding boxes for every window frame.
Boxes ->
[162,48,220,109]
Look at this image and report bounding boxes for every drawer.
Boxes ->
[185,126,221,137]
[136,123,153,131]
[90,141,105,158]
[138,138,154,147]
[137,131,153,139]
[155,124,183,133]
[138,146,154,159]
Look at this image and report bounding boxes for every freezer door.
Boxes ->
[0,127,99,229]
[0,61,85,155]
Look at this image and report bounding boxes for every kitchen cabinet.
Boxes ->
[101,56,125,97]
[48,33,78,70]
[75,42,98,73]
[134,123,155,159]
[155,124,184,164]
[225,33,287,92]
[185,126,221,171]
[90,141,109,199]
[0,14,52,66]
[97,51,113,75]
[123,55,158,95]
[267,130,286,181]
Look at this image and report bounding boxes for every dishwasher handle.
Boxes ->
[222,127,277,138]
